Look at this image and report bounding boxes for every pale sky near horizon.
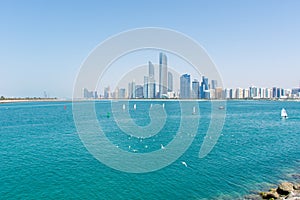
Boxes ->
[0,0,299,98]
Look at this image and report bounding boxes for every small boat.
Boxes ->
[219,106,225,110]
[122,104,126,110]
[281,108,288,119]
[133,104,136,110]
[192,106,196,114]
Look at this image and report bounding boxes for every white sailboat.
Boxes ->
[133,104,136,110]
[192,106,196,114]
[281,108,288,119]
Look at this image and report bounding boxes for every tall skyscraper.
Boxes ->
[272,87,277,98]
[180,74,191,99]
[83,88,94,98]
[104,86,110,99]
[168,71,173,92]
[135,85,143,98]
[148,61,156,98]
[200,76,209,98]
[276,88,282,98]
[128,81,136,99]
[192,79,199,99]
[159,53,168,98]
[211,80,218,89]
[143,76,148,98]
[118,88,126,99]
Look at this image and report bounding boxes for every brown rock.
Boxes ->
[260,191,280,199]
[277,182,294,195]
[294,183,300,190]
[285,190,300,199]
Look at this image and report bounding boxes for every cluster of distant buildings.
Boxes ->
[83,53,300,100]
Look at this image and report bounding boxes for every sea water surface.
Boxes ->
[0,100,299,199]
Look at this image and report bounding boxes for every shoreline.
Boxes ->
[0,98,300,104]
[0,98,67,104]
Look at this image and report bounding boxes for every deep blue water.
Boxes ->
[0,100,299,199]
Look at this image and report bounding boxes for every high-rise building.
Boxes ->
[191,79,199,99]
[211,80,218,89]
[243,88,249,98]
[168,71,173,92]
[83,88,88,98]
[224,88,231,99]
[210,89,216,99]
[143,76,148,98]
[259,88,266,98]
[200,76,209,99]
[272,87,277,98]
[104,86,110,99]
[118,88,126,99]
[236,88,243,99]
[83,88,94,98]
[128,81,136,99]
[276,88,281,98]
[159,53,168,98]
[266,88,272,98]
[230,88,236,99]
[215,87,223,99]
[148,61,156,98]
[292,88,300,97]
[135,85,143,98]
[180,74,190,99]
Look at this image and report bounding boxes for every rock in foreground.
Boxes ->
[277,182,294,195]
[258,182,300,200]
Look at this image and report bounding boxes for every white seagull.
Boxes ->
[181,161,188,167]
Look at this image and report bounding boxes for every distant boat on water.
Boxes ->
[192,106,196,114]
[219,106,225,110]
[281,108,288,119]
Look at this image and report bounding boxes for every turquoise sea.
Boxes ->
[0,100,299,199]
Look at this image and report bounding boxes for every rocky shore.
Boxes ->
[244,181,300,200]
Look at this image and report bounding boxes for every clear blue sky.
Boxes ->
[0,0,299,98]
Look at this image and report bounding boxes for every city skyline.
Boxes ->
[83,53,300,100]
[1,1,300,98]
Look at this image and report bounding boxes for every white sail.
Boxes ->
[133,104,136,110]
[281,108,288,118]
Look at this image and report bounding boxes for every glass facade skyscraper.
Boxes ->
[148,61,156,98]
[211,80,217,89]
[180,74,190,99]
[143,76,148,98]
[159,53,168,98]
[200,76,209,98]
[192,79,199,99]
[168,71,173,92]
[128,81,136,99]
